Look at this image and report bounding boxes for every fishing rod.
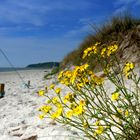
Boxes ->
[0,48,28,87]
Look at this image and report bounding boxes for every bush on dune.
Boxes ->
[61,14,140,71]
[38,42,140,140]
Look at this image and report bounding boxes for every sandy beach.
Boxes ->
[0,69,80,140]
[0,68,139,140]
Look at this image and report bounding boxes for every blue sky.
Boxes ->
[0,0,140,67]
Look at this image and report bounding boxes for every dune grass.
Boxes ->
[61,14,140,70]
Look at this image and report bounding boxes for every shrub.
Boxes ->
[38,42,140,140]
[44,67,60,79]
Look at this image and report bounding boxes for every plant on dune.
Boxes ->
[38,42,140,140]
[61,14,140,69]
[44,67,60,80]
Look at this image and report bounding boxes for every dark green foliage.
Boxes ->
[27,62,60,69]
[44,67,60,79]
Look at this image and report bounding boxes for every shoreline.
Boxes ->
[0,67,50,73]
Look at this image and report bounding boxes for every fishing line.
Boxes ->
[0,48,27,87]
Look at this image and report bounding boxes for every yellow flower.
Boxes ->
[125,110,129,117]
[73,105,85,116]
[70,67,78,84]
[111,92,120,101]
[70,64,89,84]
[58,71,64,79]
[50,84,55,89]
[52,97,59,104]
[104,64,110,74]
[95,126,104,135]
[95,120,100,126]
[83,122,89,129]
[38,90,45,96]
[79,100,86,106]
[51,107,63,119]
[66,110,73,118]
[117,108,122,115]
[123,62,134,78]
[55,88,61,94]
[63,93,74,104]
[101,48,106,57]
[112,44,118,51]
[39,114,45,120]
[91,74,104,86]
[82,47,92,59]
[56,102,62,108]
[39,105,52,114]
[83,63,89,69]
[82,77,89,85]
[69,103,77,109]
[82,43,99,59]
[107,44,118,57]
[58,70,72,85]
[76,82,84,90]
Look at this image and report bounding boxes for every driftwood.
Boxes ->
[0,83,5,98]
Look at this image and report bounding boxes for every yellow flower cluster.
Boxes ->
[101,48,106,58]
[111,92,120,101]
[82,43,118,59]
[58,70,72,86]
[55,88,61,94]
[38,90,86,120]
[52,96,59,104]
[51,105,63,119]
[37,42,138,139]
[63,92,75,103]
[123,62,134,78]
[58,63,104,90]
[101,44,118,58]
[39,105,52,114]
[107,44,118,57]
[66,100,86,118]
[39,96,63,119]
[82,42,99,59]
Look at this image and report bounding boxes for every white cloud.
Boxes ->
[115,0,140,6]
[0,0,93,27]
[0,1,47,26]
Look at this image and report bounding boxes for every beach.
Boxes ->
[0,69,79,140]
[0,68,139,140]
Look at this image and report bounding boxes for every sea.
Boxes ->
[0,67,46,72]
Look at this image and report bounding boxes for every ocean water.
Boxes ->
[0,67,41,72]
[0,67,24,72]
[0,67,48,72]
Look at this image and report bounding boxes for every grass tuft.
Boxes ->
[61,14,140,70]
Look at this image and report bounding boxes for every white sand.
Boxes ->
[0,68,139,140]
[0,69,80,140]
